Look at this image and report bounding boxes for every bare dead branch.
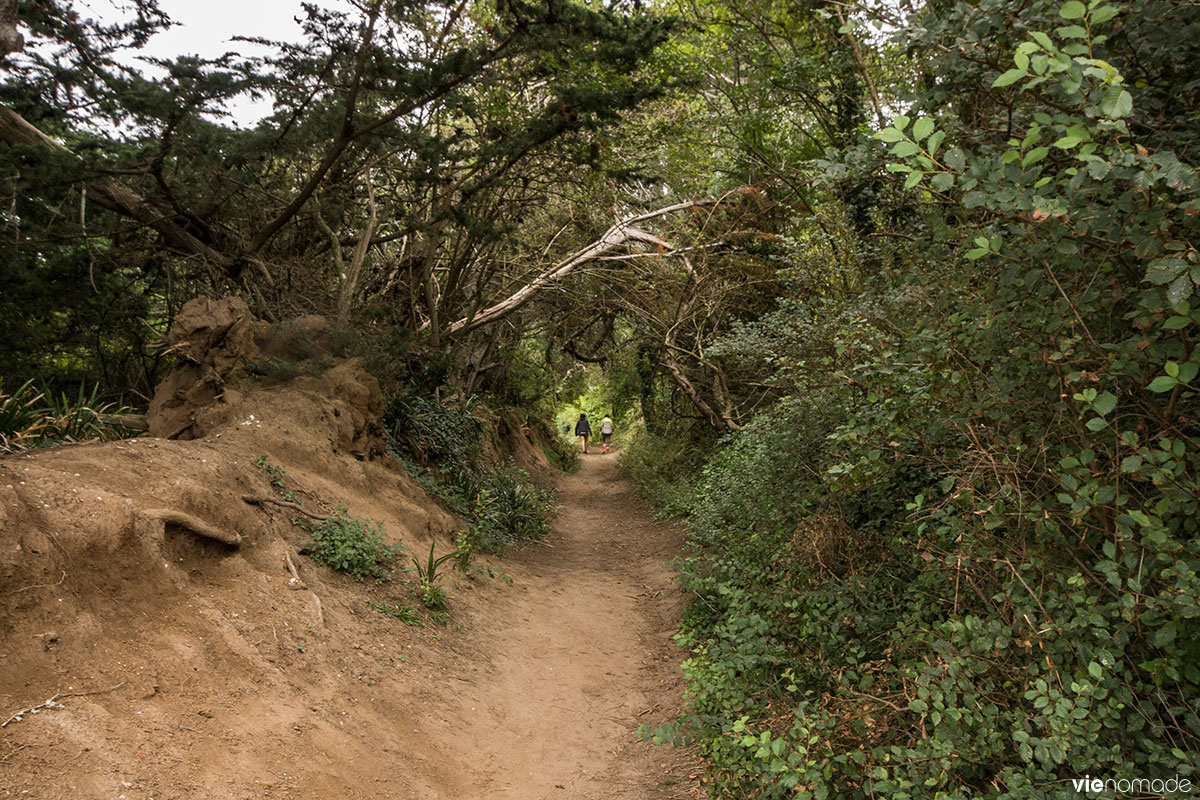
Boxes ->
[3,682,126,728]
[439,198,718,336]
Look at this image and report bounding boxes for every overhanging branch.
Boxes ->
[438,198,717,337]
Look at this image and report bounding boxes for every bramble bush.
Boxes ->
[642,1,1200,797]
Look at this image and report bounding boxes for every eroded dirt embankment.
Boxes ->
[1,298,696,799]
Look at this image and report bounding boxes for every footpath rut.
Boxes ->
[433,452,697,800]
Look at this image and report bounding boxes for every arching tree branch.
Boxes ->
[438,198,717,337]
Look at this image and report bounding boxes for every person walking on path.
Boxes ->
[575,413,592,453]
[599,415,614,454]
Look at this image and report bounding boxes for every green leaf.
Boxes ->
[912,117,935,142]
[1146,375,1178,393]
[1056,24,1088,38]
[1091,5,1118,23]
[1145,258,1186,285]
[993,68,1027,88]
[1088,661,1103,679]
[1101,86,1133,118]
[1060,1,1087,18]
[1120,455,1142,473]
[1023,147,1050,166]
[1092,391,1116,416]
[1153,622,1177,648]
[1032,31,1055,50]
[893,141,922,157]
[1179,361,1199,384]
[931,172,954,191]
[904,171,923,190]
[1054,135,1082,149]
[927,130,946,156]
[893,114,910,131]
[1086,416,1108,431]
[1167,274,1194,307]
[877,128,905,143]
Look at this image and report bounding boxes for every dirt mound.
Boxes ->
[147,296,385,461]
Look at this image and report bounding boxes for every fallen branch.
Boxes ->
[2,682,126,728]
[99,413,149,432]
[140,509,241,547]
[242,494,332,521]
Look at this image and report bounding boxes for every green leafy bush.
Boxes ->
[386,393,484,486]
[620,421,717,517]
[541,432,581,474]
[386,394,556,554]
[462,466,556,554]
[637,1,1200,796]
[299,507,401,582]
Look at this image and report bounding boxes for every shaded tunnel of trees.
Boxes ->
[2,0,1199,796]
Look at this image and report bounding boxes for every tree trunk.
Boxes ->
[0,0,21,56]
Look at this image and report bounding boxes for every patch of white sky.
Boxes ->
[76,0,355,126]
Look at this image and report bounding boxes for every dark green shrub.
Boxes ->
[464,466,556,554]
[386,394,556,554]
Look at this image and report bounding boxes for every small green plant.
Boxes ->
[296,639,305,653]
[476,564,513,584]
[370,601,424,627]
[411,540,456,610]
[299,507,400,582]
[254,455,297,501]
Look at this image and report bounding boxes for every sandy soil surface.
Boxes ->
[1,441,698,799]
[434,450,698,800]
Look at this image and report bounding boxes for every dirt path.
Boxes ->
[434,451,697,800]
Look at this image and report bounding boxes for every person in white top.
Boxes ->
[599,415,614,454]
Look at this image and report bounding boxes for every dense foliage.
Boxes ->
[618,0,1200,796]
[386,393,555,553]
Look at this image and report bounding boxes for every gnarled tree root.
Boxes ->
[138,509,241,548]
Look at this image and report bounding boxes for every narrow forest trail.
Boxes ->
[431,451,698,800]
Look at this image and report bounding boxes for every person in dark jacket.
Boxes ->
[574,413,592,453]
